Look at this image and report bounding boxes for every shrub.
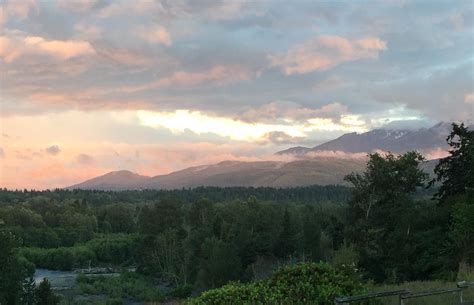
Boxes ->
[20,246,96,271]
[85,234,138,265]
[187,262,369,305]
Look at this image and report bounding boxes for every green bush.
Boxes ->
[20,246,96,270]
[85,234,137,265]
[187,262,370,305]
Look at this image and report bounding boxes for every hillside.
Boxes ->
[67,170,150,191]
[67,159,367,190]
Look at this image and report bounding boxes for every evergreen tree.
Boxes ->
[344,151,429,282]
[301,206,322,261]
[21,277,37,305]
[0,231,25,305]
[35,279,59,305]
[196,239,241,290]
[431,123,474,201]
[275,209,297,258]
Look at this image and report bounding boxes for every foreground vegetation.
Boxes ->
[0,123,472,304]
[186,262,370,305]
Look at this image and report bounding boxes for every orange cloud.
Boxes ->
[0,31,95,63]
[269,35,387,75]
[24,36,95,59]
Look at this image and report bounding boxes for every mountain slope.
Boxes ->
[277,123,452,155]
[67,170,150,191]
[67,159,367,190]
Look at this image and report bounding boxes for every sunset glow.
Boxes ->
[1,0,473,189]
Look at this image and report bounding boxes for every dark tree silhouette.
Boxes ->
[431,123,474,201]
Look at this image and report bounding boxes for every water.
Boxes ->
[34,269,127,303]
[34,268,77,290]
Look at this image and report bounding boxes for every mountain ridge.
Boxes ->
[276,122,456,156]
[67,123,464,191]
[66,159,367,191]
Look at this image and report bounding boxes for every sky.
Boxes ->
[1,0,473,189]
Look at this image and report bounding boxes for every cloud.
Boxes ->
[121,65,252,92]
[263,131,305,145]
[96,0,252,20]
[269,35,387,75]
[239,102,351,124]
[136,109,367,142]
[0,30,95,63]
[58,0,100,12]
[0,7,6,25]
[24,36,95,59]
[97,0,158,18]
[76,153,95,165]
[94,46,157,66]
[305,150,368,159]
[465,93,474,105]
[424,148,450,160]
[74,23,104,40]
[137,109,304,141]
[134,25,171,46]
[313,75,353,91]
[45,145,61,155]
[1,0,37,23]
[371,63,473,122]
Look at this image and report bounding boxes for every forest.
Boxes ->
[0,123,472,304]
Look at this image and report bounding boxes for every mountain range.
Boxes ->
[67,159,367,190]
[67,122,461,190]
[276,122,453,156]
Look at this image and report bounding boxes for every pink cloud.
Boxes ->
[305,150,368,159]
[24,36,95,59]
[0,7,6,25]
[25,91,153,111]
[269,35,387,75]
[134,25,171,46]
[465,93,474,105]
[2,0,37,22]
[121,65,252,92]
[94,46,158,66]
[0,31,95,63]
[424,148,450,160]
